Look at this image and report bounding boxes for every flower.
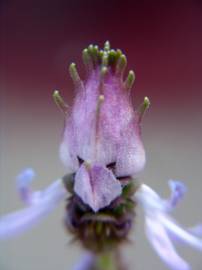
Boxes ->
[59,41,147,211]
[0,42,201,270]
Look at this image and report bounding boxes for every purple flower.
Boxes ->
[58,42,147,211]
[0,42,201,270]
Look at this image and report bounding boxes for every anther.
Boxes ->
[104,41,110,51]
[52,90,68,114]
[69,63,83,89]
[138,96,150,122]
[125,70,135,90]
[102,52,109,67]
[82,48,93,70]
[116,54,127,75]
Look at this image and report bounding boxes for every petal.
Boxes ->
[159,214,202,251]
[145,217,190,270]
[116,120,146,177]
[74,164,122,212]
[135,181,187,213]
[0,179,66,239]
[135,184,167,212]
[16,168,36,204]
[189,225,202,237]
[72,252,95,270]
[168,180,187,209]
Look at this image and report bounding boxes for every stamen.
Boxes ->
[95,95,105,143]
[116,54,127,76]
[82,48,93,71]
[69,63,83,89]
[102,52,109,67]
[124,70,135,90]
[88,44,98,67]
[101,66,108,79]
[108,49,117,65]
[52,90,68,114]
[104,40,110,51]
[96,95,105,115]
[138,96,150,122]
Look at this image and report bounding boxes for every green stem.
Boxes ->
[91,250,127,270]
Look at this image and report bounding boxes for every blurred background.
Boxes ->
[0,0,202,269]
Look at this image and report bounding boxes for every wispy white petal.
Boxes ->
[135,182,202,270]
[168,180,187,209]
[135,184,167,212]
[0,179,66,239]
[146,217,190,270]
[189,225,202,237]
[159,214,202,251]
[72,252,95,270]
[16,168,36,204]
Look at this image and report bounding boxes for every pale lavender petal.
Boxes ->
[74,164,122,212]
[16,168,36,204]
[168,180,187,208]
[0,179,66,239]
[159,214,202,251]
[61,45,146,174]
[189,225,202,237]
[116,119,146,177]
[135,184,167,212]
[145,217,190,270]
[72,252,95,270]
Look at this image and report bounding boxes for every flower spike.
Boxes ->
[52,90,68,114]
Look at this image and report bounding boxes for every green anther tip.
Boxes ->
[52,90,68,113]
[53,89,59,97]
[94,45,99,50]
[104,41,110,51]
[53,90,63,103]
[116,54,127,74]
[120,54,127,66]
[138,96,150,121]
[143,96,150,108]
[88,44,94,54]
[116,49,122,58]
[69,62,76,72]
[125,70,135,89]
[69,62,80,80]
[82,48,89,60]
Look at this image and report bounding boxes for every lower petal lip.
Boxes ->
[74,164,122,212]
